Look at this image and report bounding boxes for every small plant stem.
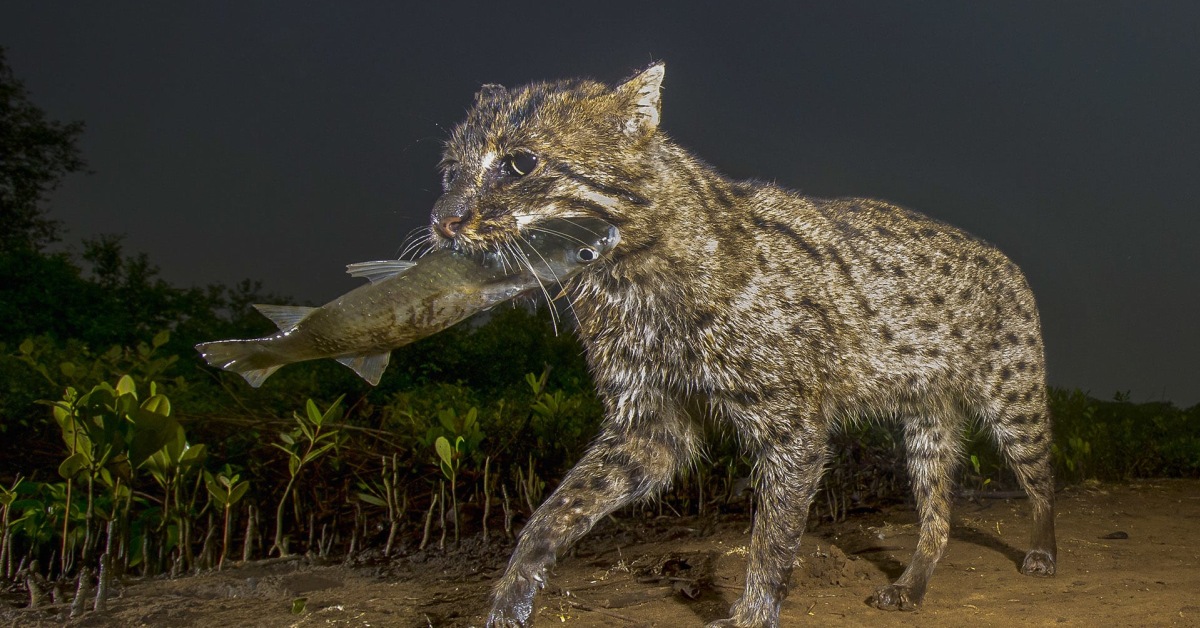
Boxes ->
[482,456,491,544]
[94,552,110,612]
[198,513,215,570]
[273,473,298,557]
[242,503,255,563]
[384,454,398,556]
[501,484,513,537]
[61,476,72,576]
[98,518,115,609]
[220,502,231,569]
[419,491,439,551]
[450,473,459,547]
[438,481,447,550]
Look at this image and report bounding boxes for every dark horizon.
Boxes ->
[2,2,1197,406]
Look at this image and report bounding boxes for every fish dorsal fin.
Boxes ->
[253,304,315,331]
[345,259,417,283]
[335,351,391,386]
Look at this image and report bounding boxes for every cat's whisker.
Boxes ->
[517,237,562,329]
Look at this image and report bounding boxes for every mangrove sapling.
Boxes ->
[356,454,404,556]
[517,456,545,516]
[434,435,464,546]
[45,374,190,580]
[204,466,249,569]
[270,396,344,557]
[142,417,207,573]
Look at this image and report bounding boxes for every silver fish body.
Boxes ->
[196,217,618,387]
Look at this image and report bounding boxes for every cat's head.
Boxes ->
[430,63,665,253]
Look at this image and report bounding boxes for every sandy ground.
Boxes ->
[4,479,1199,628]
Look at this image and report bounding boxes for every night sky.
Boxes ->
[3,3,1197,406]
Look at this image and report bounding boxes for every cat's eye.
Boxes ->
[440,161,460,189]
[502,152,538,177]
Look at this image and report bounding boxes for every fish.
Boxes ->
[195,217,619,387]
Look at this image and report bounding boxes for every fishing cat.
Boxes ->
[429,63,1057,627]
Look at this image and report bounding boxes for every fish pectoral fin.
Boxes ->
[345,259,417,283]
[335,351,391,386]
[240,365,282,388]
[253,304,316,331]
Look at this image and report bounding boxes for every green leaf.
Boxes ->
[59,361,76,378]
[116,374,137,397]
[313,429,340,444]
[435,436,452,467]
[294,414,314,441]
[58,452,91,480]
[322,395,345,424]
[205,476,228,506]
[442,408,462,433]
[152,330,170,349]
[356,492,387,507]
[141,394,171,416]
[142,450,169,483]
[59,419,93,457]
[179,443,207,468]
[19,338,34,355]
[128,409,182,468]
[305,399,322,426]
[279,432,295,446]
[302,442,336,465]
[50,401,73,429]
[288,454,300,477]
[228,481,250,505]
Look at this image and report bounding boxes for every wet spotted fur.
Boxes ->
[430,63,1057,627]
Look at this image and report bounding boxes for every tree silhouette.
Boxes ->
[0,45,87,253]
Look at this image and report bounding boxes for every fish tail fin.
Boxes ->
[195,340,283,388]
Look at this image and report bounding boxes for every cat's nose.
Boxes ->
[435,214,466,239]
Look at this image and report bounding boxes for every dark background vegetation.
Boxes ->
[1,2,1198,405]
[1,13,1199,615]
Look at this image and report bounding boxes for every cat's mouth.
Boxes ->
[436,210,594,256]
[434,218,519,256]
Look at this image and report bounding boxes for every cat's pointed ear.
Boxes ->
[616,62,665,138]
[475,83,507,104]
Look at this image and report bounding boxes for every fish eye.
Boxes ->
[501,151,538,177]
[577,247,597,262]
